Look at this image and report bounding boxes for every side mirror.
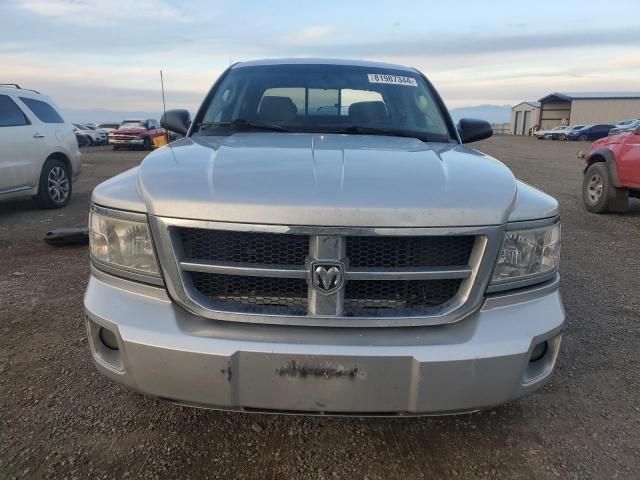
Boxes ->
[457,118,493,143]
[160,109,191,135]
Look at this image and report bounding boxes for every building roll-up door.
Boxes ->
[514,111,522,135]
[523,110,531,135]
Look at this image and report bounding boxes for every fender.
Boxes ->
[585,148,621,187]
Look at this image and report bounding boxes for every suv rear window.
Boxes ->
[19,97,64,124]
[0,95,30,127]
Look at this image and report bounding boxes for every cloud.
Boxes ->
[280,26,335,46]
[0,42,29,53]
[276,27,640,58]
[607,53,640,70]
[4,1,640,114]
[16,0,193,25]
[1,51,217,110]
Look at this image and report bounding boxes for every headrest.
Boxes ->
[348,101,388,124]
[257,96,298,123]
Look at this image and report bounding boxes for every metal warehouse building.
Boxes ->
[511,101,540,135]
[537,92,640,129]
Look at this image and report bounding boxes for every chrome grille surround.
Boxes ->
[149,216,504,328]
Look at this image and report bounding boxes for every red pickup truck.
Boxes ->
[109,119,166,150]
[581,127,640,212]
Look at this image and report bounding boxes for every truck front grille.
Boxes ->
[153,220,496,328]
[179,228,308,265]
[347,235,475,268]
[188,272,308,314]
[344,278,463,316]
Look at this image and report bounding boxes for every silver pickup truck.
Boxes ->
[84,59,564,415]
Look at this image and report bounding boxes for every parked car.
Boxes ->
[536,125,565,139]
[97,123,121,137]
[108,119,166,150]
[580,125,640,212]
[85,124,109,138]
[567,124,614,141]
[613,118,639,128]
[85,59,564,416]
[548,125,586,141]
[608,119,640,136]
[75,132,92,147]
[0,84,81,208]
[73,123,107,145]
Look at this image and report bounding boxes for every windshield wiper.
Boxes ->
[340,125,428,142]
[198,118,292,133]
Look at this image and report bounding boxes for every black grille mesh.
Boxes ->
[347,236,474,268]
[188,272,308,313]
[344,279,462,316]
[178,228,308,265]
[176,229,474,317]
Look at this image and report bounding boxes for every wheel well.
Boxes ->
[46,152,72,175]
[587,153,605,166]
[584,154,605,173]
[584,149,621,187]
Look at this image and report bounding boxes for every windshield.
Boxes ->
[120,121,146,129]
[194,64,454,142]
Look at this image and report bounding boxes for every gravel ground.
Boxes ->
[1,138,638,479]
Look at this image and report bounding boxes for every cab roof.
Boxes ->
[232,58,417,73]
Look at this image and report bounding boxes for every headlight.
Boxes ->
[89,206,162,282]
[490,222,560,287]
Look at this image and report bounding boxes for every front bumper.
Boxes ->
[84,269,565,415]
[109,138,144,146]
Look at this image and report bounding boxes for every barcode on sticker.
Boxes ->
[367,74,418,86]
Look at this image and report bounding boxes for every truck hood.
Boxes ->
[133,133,519,227]
[112,128,145,135]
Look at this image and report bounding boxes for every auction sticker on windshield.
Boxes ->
[368,74,418,86]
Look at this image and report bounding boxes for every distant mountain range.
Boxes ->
[449,105,512,124]
[62,104,513,125]
[61,107,163,124]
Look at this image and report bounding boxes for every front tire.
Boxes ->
[33,158,72,209]
[559,133,566,141]
[582,163,628,213]
[579,134,588,141]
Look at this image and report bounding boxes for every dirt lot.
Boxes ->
[1,138,639,479]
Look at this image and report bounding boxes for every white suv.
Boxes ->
[0,84,81,208]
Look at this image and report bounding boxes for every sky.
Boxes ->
[1,0,639,117]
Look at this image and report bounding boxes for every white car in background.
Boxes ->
[0,84,81,208]
[97,123,122,144]
[608,119,640,136]
[97,123,120,134]
[535,126,565,139]
[73,123,107,145]
[85,124,109,140]
[549,125,587,141]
